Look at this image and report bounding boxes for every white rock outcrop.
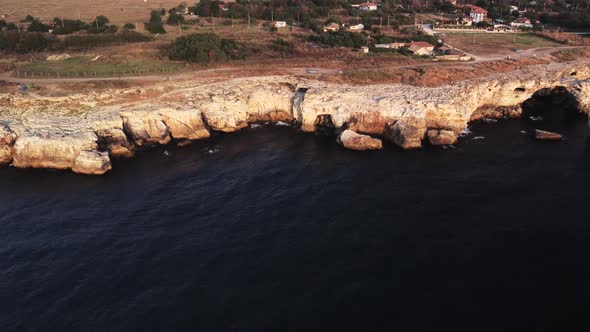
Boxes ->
[337,129,383,150]
[120,111,171,146]
[0,63,589,175]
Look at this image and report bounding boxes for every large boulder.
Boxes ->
[72,150,112,175]
[337,129,383,151]
[159,108,210,140]
[427,129,457,145]
[534,129,562,141]
[384,117,426,149]
[120,111,171,146]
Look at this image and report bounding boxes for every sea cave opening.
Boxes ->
[521,86,586,133]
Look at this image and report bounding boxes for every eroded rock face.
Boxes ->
[12,131,104,172]
[347,111,392,136]
[337,129,383,150]
[384,117,426,149]
[0,123,17,164]
[246,85,293,122]
[72,150,112,175]
[0,65,589,175]
[470,105,522,121]
[92,114,135,158]
[159,108,210,140]
[121,111,171,146]
[427,129,457,145]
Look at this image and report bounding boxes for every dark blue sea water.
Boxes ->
[2,116,590,332]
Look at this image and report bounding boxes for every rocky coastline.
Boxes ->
[1,61,589,175]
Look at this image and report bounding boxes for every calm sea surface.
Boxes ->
[2,116,590,331]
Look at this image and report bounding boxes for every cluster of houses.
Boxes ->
[437,3,538,31]
[372,41,469,60]
[322,22,364,32]
[351,2,379,11]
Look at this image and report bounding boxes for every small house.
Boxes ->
[359,2,378,11]
[323,22,340,32]
[407,42,435,56]
[348,23,364,31]
[274,21,287,28]
[465,4,488,23]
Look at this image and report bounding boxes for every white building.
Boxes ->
[465,4,488,23]
[274,21,287,28]
[349,24,364,31]
[359,2,378,11]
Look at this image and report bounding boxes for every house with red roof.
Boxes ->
[464,4,488,23]
[359,2,378,11]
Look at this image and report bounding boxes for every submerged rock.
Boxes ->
[427,129,457,145]
[534,129,563,141]
[72,150,112,175]
[337,129,383,151]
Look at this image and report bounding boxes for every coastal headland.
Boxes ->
[1,60,589,175]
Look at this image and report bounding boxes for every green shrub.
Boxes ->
[308,30,367,48]
[27,19,50,32]
[123,23,136,31]
[63,31,152,49]
[0,31,56,52]
[167,13,185,25]
[169,33,239,63]
[52,19,87,35]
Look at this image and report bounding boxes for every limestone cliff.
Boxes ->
[0,62,589,175]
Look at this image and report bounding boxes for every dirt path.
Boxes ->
[0,46,585,85]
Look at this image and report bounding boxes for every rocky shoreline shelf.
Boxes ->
[1,61,589,175]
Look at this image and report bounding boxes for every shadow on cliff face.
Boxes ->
[521,86,585,133]
[314,114,337,136]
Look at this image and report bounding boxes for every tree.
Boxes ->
[92,15,110,27]
[52,19,87,35]
[123,23,136,31]
[168,33,238,63]
[146,10,166,34]
[88,15,111,34]
[167,12,185,25]
[17,32,50,52]
[27,19,50,32]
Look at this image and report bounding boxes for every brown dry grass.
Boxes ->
[1,0,186,25]
[441,33,561,56]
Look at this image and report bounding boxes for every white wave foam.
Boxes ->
[459,128,472,137]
